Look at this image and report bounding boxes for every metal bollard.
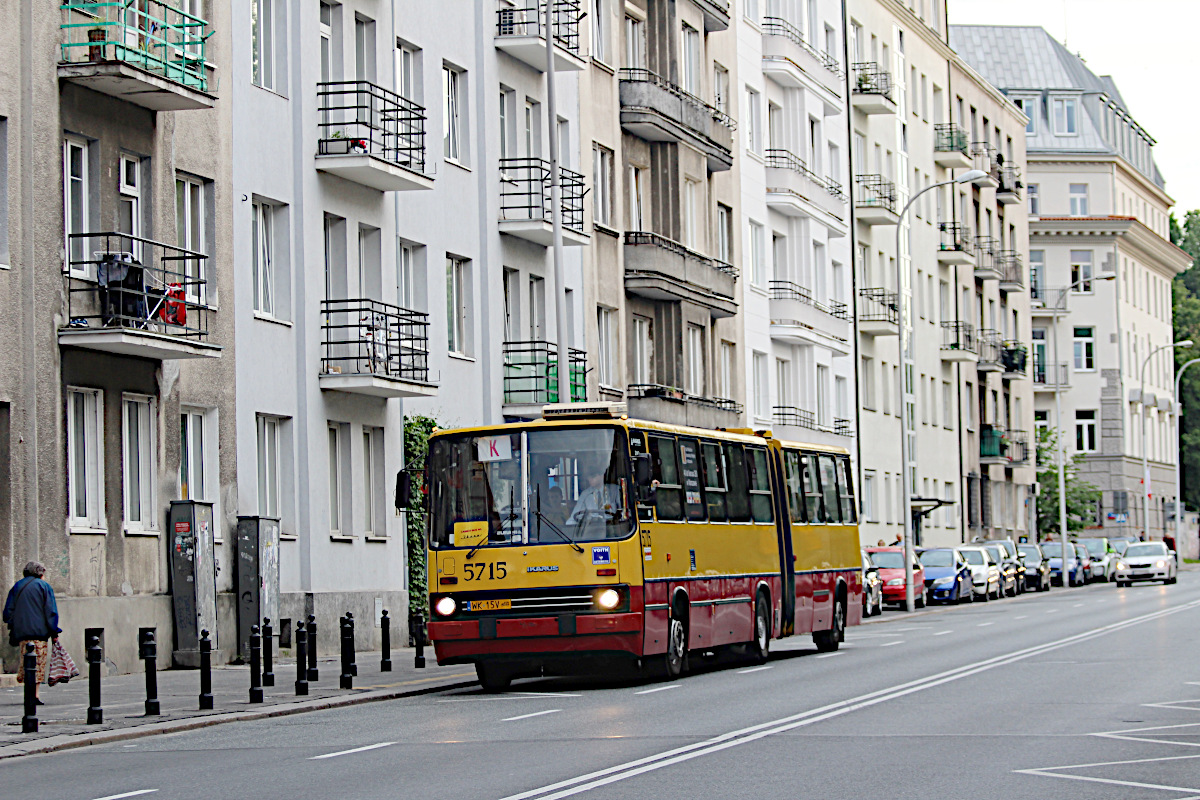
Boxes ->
[380,609,392,672]
[142,630,160,716]
[339,616,354,690]
[87,635,103,724]
[261,618,275,687]
[199,629,214,710]
[21,642,38,734]
[413,609,427,669]
[346,612,357,677]
[294,622,309,696]
[306,614,318,682]
[249,625,264,703]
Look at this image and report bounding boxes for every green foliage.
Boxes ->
[1035,427,1102,536]
[1173,210,1200,512]
[403,414,440,619]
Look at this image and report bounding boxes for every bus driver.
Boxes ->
[568,462,623,525]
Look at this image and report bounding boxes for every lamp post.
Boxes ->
[1140,340,1194,540]
[896,169,989,612]
[1174,358,1200,550]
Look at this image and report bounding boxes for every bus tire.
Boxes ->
[475,662,512,692]
[664,613,687,679]
[813,595,845,653]
[748,592,771,664]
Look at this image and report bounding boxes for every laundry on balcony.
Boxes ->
[96,252,185,329]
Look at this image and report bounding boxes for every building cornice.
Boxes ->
[1030,216,1192,277]
[1026,153,1170,206]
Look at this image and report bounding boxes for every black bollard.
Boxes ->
[249,625,264,703]
[413,609,426,669]
[87,635,103,724]
[261,618,275,687]
[295,622,309,696]
[143,630,160,716]
[380,610,392,672]
[21,642,38,734]
[199,629,214,710]
[306,614,318,682]
[346,612,357,677]
[339,616,353,690]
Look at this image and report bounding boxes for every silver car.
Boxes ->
[1077,537,1115,582]
[1114,541,1178,586]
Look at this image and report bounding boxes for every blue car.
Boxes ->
[1041,541,1084,586]
[919,547,974,604]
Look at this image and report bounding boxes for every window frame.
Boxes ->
[67,387,105,532]
[592,144,614,227]
[596,305,617,388]
[257,415,281,519]
[1053,97,1078,136]
[1073,326,1096,372]
[1075,409,1098,453]
[649,434,683,522]
[442,64,463,163]
[700,441,728,522]
[251,0,275,90]
[446,255,470,355]
[1069,183,1089,217]
[64,137,91,278]
[176,174,207,305]
[122,394,157,534]
[252,200,276,316]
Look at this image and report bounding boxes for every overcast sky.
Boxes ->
[947,0,1200,216]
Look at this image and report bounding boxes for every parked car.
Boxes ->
[1041,541,1084,586]
[866,547,927,608]
[959,546,1002,600]
[1017,543,1052,592]
[1073,543,1095,583]
[1114,541,1178,586]
[985,539,1026,595]
[918,548,974,604]
[1077,537,1116,582]
[861,551,883,617]
[1109,536,1137,556]
[983,544,1017,597]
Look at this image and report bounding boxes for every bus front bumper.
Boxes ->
[429,613,643,663]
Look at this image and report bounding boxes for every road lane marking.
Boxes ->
[510,692,581,697]
[92,792,158,800]
[500,596,1200,800]
[634,685,679,695]
[737,666,773,674]
[1015,615,1028,620]
[977,622,994,627]
[879,641,902,647]
[1045,609,1058,614]
[933,631,952,636]
[815,652,843,659]
[503,709,561,722]
[309,742,396,760]
[1073,603,1084,608]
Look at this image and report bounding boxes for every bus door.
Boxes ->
[767,444,795,637]
[782,449,813,633]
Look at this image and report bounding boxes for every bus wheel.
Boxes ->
[475,662,512,692]
[749,592,771,664]
[663,613,688,679]
[813,597,844,653]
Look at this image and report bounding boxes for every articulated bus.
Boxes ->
[421,403,861,690]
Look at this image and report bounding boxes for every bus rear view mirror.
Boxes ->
[633,453,652,485]
[395,470,413,511]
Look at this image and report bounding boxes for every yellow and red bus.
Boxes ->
[421,403,861,689]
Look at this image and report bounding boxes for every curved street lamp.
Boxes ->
[1141,340,1193,541]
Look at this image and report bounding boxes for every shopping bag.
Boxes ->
[47,639,80,686]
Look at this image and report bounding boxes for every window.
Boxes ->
[122,395,156,531]
[64,137,90,274]
[716,204,731,262]
[701,442,727,522]
[801,453,823,522]
[623,15,645,69]
[650,436,682,521]
[319,2,334,83]
[1075,410,1097,452]
[528,275,545,339]
[1069,183,1089,216]
[354,16,376,83]
[176,176,207,304]
[67,388,104,530]
[746,447,774,523]
[1028,183,1039,216]
[686,324,705,395]
[498,89,512,160]
[118,155,141,259]
[180,408,211,505]
[749,221,765,286]
[838,457,856,524]
[629,165,646,229]
[713,64,729,114]
[591,0,607,62]
[681,24,700,95]
[1070,250,1093,293]
[0,118,9,267]
[442,65,462,162]
[251,0,275,89]
[943,382,954,429]
[597,306,616,387]
[752,351,769,419]
[593,145,613,226]
[397,240,417,310]
[718,341,734,400]
[862,472,875,522]
[683,179,699,248]
[746,87,762,154]
[362,427,383,537]
[816,365,829,425]
[1013,97,1036,134]
[631,316,652,385]
[257,415,281,518]
[252,201,275,315]
[1074,326,1095,371]
[446,256,469,355]
[745,0,759,22]
[1053,97,1077,135]
[861,356,875,409]
[396,42,418,101]
[524,100,540,158]
[775,358,791,406]
[328,424,343,534]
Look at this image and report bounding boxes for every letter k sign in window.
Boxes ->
[477,435,513,462]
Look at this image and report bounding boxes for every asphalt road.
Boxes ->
[8,572,1200,800]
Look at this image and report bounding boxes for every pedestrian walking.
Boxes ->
[3,561,62,703]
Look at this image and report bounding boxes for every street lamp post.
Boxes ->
[1174,358,1200,550]
[1141,340,1194,540]
[896,169,988,612]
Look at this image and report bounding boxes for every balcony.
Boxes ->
[60,232,220,360]
[1001,341,1027,379]
[940,321,977,363]
[760,17,844,97]
[854,175,899,225]
[59,0,215,111]
[495,1,585,71]
[976,330,1003,373]
[971,143,1001,189]
[499,158,588,246]
[1030,284,1068,315]
[316,81,433,192]
[764,149,848,222]
[624,232,738,318]
[773,407,852,438]
[973,236,1003,281]
[937,222,975,266]
[319,299,435,398]
[934,124,971,169]
[981,426,1029,466]
[997,163,1022,205]
[626,384,741,429]
[998,251,1024,292]
[618,68,735,171]
[1032,360,1070,392]
[503,341,586,413]
[693,0,732,31]
[769,281,851,355]
[850,63,896,115]
[858,288,899,337]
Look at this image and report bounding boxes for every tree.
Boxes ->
[402,414,440,627]
[1172,211,1200,511]
[1035,427,1101,537]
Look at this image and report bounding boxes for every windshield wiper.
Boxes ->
[534,486,583,553]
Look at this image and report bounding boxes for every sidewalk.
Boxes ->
[0,648,475,759]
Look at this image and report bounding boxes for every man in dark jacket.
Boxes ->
[4,561,61,702]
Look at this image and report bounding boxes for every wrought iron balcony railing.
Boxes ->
[625,231,739,279]
[941,321,977,354]
[1002,341,1027,374]
[321,298,430,384]
[773,406,852,436]
[981,426,1029,464]
[769,280,849,320]
[764,149,847,200]
[1033,359,1069,387]
[977,329,1003,366]
[617,67,736,130]
[854,174,898,213]
[934,123,969,155]
[503,340,586,405]
[499,157,586,234]
[938,221,973,252]
[496,0,582,54]
[858,288,898,325]
[317,81,428,175]
[852,62,893,99]
[998,162,1022,195]
[999,251,1025,287]
[761,16,843,76]
[629,384,742,415]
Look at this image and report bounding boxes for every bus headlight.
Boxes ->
[434,596,457,617]
[597,589,620,610]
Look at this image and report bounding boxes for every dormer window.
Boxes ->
[1052,97,1078,136]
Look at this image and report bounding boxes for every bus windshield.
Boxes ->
[428,426,634,549]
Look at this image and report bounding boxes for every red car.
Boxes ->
[865,547,928,608]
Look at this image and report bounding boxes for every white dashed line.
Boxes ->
[91,792,158,800]
[738,665,774,674]
[815,652,843,659]
[933,631,952,636]
[635,685,680,695]
[1046,609,1059,614]
[503,709,561,722]
[880,641,903,647]
[310,742,397,760]
[977,622,994,627]
[1015,615,1028,620]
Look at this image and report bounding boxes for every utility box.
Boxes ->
[168,500,217,667]
[236,516,281,658]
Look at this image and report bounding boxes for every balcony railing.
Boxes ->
[851,62,893,100]
[981,426,1029,465]
[972,142,1001,184]
[629,384,742,415]
[938,222,973,253]
[773,406,852,437]
[321,298,430,384]
[496,0,582,54]
[858,288,898,325]
[998,162,1022,196]
[934,124,969,156]
[618,67,736,130]
[316,81,428,175]
[999,251,1024,288]
[1002,341,1027,375]
[503,341,585,405]
[63,231,211,342]
[764,149,847,200]
[499,157,586,234]
[941,321,976,354]
[854,174,898,213]
[1033,359,1069,388]
[760,17,843,76]
[60,0,211,91]
[625,231,739,279]
[769,280,848,320]
[977,329,1002,366]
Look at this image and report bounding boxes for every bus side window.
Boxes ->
[818,455,841,524]
[678,438,707,523]
[649,435,683,521]
[700,441,728,522]
[783,450,805,523]
[837,456,857,524]
[801,454,823,522]
[745,447,774,523]
[724,443,752,522]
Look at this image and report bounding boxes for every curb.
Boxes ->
[0,675,477,761]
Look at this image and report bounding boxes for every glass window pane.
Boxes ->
[700,442,726,522]
[650,436,682,521]
[678,438,705,522]
[747,447,773,523]
[819,455,840,524]
[724,444,750,522]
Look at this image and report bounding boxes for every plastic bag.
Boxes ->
[47,639,80,686]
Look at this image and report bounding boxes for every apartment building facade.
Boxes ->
[954,26,1191,540]
[848,1,1034,547]
[1,1,237,671]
